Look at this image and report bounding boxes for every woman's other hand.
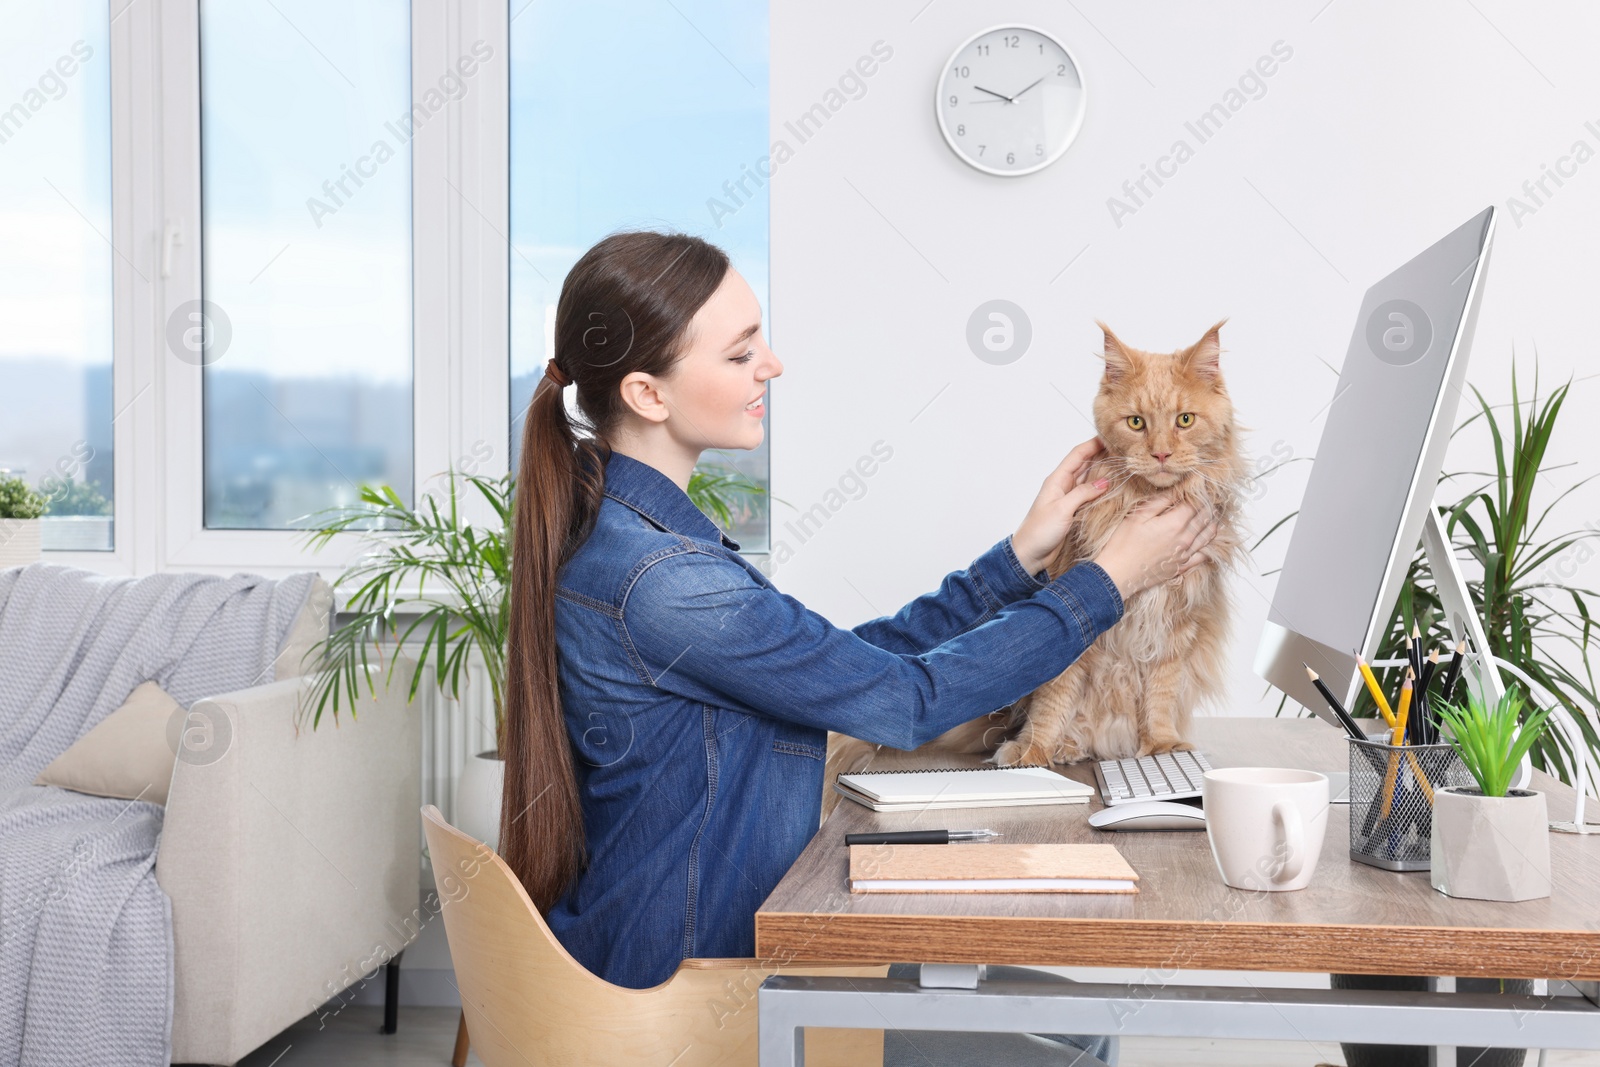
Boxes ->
[1011,437,1111,577]
[1092,494,1218,601]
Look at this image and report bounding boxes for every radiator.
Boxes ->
[419,653,499,826]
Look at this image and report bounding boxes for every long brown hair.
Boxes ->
[501,230,731,913]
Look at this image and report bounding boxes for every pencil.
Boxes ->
[1375,747,1404,823]
[1356,654,1397,727]
[1303,663,1364,740]
[1438,637,1468,706]
[1393,668,1414,746]
[1405,749,1436,804]
[1416,648,1440,744]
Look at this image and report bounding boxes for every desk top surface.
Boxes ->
[754,718,1600,979]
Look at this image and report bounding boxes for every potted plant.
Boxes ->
[1259,364,1599,783]
[0,472,48,568]
[297,461,768,849]
[1358,367,1597,784]
[1431,686,1555,901]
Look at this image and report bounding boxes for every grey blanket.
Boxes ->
[0,563,313,1067]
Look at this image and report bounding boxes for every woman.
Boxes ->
[503,231,1215,1065]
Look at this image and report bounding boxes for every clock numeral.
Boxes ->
[1057,63,1067,76]
[1036,144,1044,156]
[1039,42,1044,53]
[1003,34,1019,47]
[948,94,958,107]
[975,43,989,56]
[977,145,985,156]
[1006,151,1015,165]
[951,64,969,78]
[955,124,965,136]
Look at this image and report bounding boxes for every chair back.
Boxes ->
[421,804,883,1066]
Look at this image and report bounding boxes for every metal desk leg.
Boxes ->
[918,963,982,989]
[757,974,1600,1067]
[1430,976,1456,1067]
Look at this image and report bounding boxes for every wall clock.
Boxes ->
[935,24,1086,176]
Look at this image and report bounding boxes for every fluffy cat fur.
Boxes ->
[933,320,1249,766]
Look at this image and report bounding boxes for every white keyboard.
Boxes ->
[1093,750,1213,806]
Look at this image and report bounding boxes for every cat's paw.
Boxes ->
[993,737,1054,767]
[1050,740,1089,765]
[1139,737,1195,756]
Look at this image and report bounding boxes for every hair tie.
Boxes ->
[544,358,570,388]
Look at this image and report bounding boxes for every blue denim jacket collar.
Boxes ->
[601,449,742,552]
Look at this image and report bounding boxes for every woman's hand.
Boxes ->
[1011,437,1111,577]
[1092,494,1218,600]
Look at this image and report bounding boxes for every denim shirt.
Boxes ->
[544,450,1125,989]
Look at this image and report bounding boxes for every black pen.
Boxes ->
[844,829,1001,846]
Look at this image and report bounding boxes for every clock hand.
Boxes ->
[1010,77,1044,99]
[972,84,1014,103]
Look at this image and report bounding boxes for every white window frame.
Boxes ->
[47,0,511,580]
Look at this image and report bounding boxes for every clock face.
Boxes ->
[935,25,1086,176]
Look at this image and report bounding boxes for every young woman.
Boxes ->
[502,230,1215,1064]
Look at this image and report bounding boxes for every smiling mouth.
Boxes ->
[744,395,765,410]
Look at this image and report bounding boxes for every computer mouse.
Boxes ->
[1088,800,1207,832]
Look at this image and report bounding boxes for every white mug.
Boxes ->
[1203,767,1329,892]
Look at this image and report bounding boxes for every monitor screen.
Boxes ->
[1255,207,1495,722]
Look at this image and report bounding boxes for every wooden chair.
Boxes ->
[421,804,887,1066]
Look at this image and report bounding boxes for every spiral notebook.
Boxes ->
[834,765,1094,812]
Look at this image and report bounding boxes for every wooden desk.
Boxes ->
[757,718,1600,981]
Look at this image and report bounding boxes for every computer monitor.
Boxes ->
[1254,206,1497,724]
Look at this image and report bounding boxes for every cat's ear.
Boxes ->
[1095,319,1134,384]
[1183,318,1228,381]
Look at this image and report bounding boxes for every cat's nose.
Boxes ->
[1152,452,1171,464]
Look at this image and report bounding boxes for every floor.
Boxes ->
[227,1006,1599,1066]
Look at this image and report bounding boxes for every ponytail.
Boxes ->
[501,231,730,913]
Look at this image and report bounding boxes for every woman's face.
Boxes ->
[659,269,782,453]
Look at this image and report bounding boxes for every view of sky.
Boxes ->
[509,0,771,546]
[0,1,110,369]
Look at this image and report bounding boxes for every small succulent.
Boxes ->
[1435,686,1553,798]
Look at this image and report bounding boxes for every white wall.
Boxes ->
[767,0,1600,718]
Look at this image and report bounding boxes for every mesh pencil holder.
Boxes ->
[1348,737,1473,872]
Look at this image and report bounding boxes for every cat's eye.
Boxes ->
[1126,415,1144,431]
[1177,412,1195,427]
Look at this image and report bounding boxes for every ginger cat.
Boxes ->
[985,319,1248,764]
[824,320,1248,796]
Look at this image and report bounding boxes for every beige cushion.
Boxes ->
[34,681,181,805]
[271,574,333,680]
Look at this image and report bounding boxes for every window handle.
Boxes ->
[161,222,183,279]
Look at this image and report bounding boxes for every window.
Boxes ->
[2,2,772,574]
[198,0,414,530]
[0,4,114,550]
[508,0,771,550]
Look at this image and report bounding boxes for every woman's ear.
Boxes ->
[618,372,671,424]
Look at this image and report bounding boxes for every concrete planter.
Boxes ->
[1431,787,1551,902]
[0,518,42,569]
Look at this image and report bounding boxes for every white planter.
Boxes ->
[1431,787,1551,902]
[0,518,42,568]
[453,748,505,852]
